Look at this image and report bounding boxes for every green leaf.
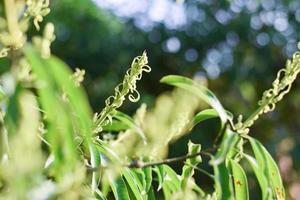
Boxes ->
[210,129,239,200]
[153,165,164,191]
[89,144,102,192]
[247,137,285,200]
[211,129,239,165]
[162,183,171,200]
[244,154,272,200]
[229,159,249,200]
[25,46,93,140]
[122,169,144,200]
[102,120,129,132]
[143,166,153,193]
[163,165,180,193]
[147,185,156,200]
[192,183,206,198]
[25,46,78,177]
[181,141,201,189]
[25,46,101,192]
[213,162,234,200]
[110,176,130,200]
[95,189,108,200]
[160,75,228,125]
[129,169,145,194]
[41,55,93,139]
[114,111,147,143]
[190,109,219,130]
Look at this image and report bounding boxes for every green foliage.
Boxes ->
[192,109,219,129]
[160,75,229,125]
[181,141,201,190]
[0,1,298,199]
[229,159,249,200]
[245,137,285,199]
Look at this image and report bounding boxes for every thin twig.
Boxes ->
[87,146,218,172]
[183,162,214,179]
[129,146,218,168]
[128,151,212,168]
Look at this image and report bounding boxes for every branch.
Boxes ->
[128,151,213,168]
[184,162,214,179]
[86,146,217,171]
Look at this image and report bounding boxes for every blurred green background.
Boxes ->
[38,0,300,198]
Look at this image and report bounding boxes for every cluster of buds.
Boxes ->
[33,22,55,58]
[24,0,50,30]
[235,43,300,134]
[93,51,151,133]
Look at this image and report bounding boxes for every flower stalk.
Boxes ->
[235,46,300,134]
[93,51,151,133]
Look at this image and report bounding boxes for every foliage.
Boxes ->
[0,0,299,199]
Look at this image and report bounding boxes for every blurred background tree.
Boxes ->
[33,0,300,198]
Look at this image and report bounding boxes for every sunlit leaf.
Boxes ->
[162,183,171,200]
[122,169,144,200]
[181,141,201,189]
[211,129,239,165]
[229,159,249,200]
[210,130,239,200]
[213,162,234,200]
[143,165,153,193]
[247,137,285,200]
[24,46,105,192]
[113,111,147,143]
[162,164,180,197]
[102,120,129,132]
[160,75,228,125]
[110,176,130,200]
[154,165,164,191]
[244,154,272,199]
[129,169,145,194]
[89,144,102,192]
[25,46,78,177]
[25,46,93,139]
[95,189,108,200]
[147,185,156,200]
[191,109,219,129]
[192,183,206,198]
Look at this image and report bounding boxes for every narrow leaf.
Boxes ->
[211,129,239,165]
[102,120,129,132]
[114,111,147,144]
[162,183,171,200]
[213,162,234,200]
[160,75,228,125]
[154,165,164,191]
[143,166,153,193]
[110,176,130,200]
[247,137,285,200]
[163,165,180,193]
[25,46,78,177]
[147,185,156,200]
[122,169,144,200]
[229,159,249,200]
[129,169,145,194]
[191,109,219,130]
[244,154,272,200]
[181,141,201,189]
